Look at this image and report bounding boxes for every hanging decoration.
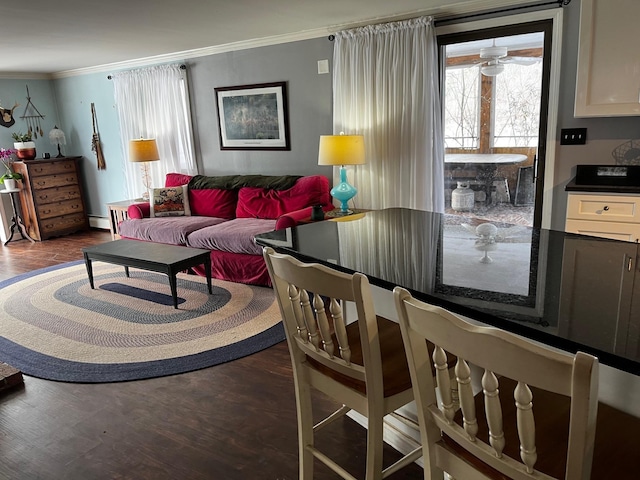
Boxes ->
[0,101,19,128]
[91,103,106,169]
[20,85,45,139]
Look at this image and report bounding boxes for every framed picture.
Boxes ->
[214,81,290,150]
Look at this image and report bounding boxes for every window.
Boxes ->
[493,62,542,147]
[444,66,480,149]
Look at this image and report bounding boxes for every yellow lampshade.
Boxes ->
[318,135,365,166]
[129,138,160,163]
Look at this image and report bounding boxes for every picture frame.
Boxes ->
[214,81,290,150]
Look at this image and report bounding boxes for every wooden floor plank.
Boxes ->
[0,229,423,479]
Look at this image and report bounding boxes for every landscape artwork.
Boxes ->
[215,82,290,150]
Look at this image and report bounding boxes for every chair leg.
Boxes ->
[296,381,315,479]
[365,409,384,480]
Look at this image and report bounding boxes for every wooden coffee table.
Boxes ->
[82,240,212,309]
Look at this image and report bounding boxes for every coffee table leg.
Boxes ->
[84,253,95,289]
[168,273,178,309]
[204,260,212,294]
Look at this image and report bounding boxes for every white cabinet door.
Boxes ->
[574,0,640,117]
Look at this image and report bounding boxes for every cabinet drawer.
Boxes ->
[33,185,81,204]
[27,160,76,177]
[565,219,640,242]
[31,173,79,190]
[40,213,87,233]
[566,193,640,223]
[37,199,84,220]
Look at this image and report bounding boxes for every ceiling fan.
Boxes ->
[477,40,541,76]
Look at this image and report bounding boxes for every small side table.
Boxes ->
[1,188,35,245]
[106,199,140,240]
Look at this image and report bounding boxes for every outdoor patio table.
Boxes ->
[445,153,528,205]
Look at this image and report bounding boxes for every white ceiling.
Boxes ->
[2,0,522,76]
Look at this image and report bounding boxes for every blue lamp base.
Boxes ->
[330,165,357,215]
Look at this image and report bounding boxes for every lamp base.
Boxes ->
[330,165,358,215]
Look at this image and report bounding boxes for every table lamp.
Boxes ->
[48,126,66,158]
[129,138,160,201]
[318,134,365,215]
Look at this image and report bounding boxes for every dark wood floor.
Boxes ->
[0,230,423,479]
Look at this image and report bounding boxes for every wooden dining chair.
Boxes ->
[263,247,422,479]
[394,286,639,480]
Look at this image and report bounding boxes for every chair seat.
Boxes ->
[445,376,640,479]
[306,315,412,397]
[306,316,457,398]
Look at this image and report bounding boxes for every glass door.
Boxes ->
[438,20,553,228]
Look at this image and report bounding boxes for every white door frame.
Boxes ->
[436,8,564,230]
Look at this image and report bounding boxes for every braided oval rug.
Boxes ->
[0,261,284,383]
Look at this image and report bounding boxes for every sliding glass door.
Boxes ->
[438,17,555,228]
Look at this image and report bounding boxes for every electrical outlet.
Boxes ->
[560,128,587,145]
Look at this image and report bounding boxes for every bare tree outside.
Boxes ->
[444,66,480,149]
[444,62,542,149]
[494,62,543,147]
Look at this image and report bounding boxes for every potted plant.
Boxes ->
[1,148,22,189]
[12,132,36,160]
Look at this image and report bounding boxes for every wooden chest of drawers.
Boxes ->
[12,157,89,240]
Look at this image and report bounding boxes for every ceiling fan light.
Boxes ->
[481,64,505,76]
[480,45,508,59]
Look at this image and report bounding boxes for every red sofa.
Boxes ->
[118,173,332,286]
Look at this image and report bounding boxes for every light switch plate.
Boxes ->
[561,128,587,145]
[317,59,329,74]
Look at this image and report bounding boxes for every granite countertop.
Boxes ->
[256,207,640,375]
[565,178,640,194]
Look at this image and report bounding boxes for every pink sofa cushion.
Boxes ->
[189,189,238,219]
[119,216,227,246]
[186,218,276,255]
[165,173,193,187]
[236,175,331,219]
[165,172,237,219]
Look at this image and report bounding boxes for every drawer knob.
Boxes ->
[603,205,609,211]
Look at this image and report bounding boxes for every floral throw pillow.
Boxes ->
[150,185,191,217]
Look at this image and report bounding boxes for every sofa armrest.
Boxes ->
[275,204,333,230]
[127,202,151,219]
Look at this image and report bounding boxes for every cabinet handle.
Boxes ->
[603,205,609,211]
[629,257,633,272]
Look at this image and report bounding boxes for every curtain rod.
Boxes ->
[107,63,186,80]
[326,0,571,38]
[434,0,571,26]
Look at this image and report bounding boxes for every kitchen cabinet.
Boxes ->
[565,192,640,242]
[12,157,89,240]
[559,237,639,357]
[574,0,640,117]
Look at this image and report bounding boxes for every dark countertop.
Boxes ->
[565,178,640,193]
[256,207,640,376]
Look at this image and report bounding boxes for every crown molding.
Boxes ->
[0,72,53,80]
[37,0,527,79]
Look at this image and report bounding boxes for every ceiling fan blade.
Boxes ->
[502,56,542,65]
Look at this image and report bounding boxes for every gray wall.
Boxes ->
[189,39,334,177]
[45,37,334,219]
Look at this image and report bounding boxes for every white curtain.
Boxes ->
[113,64,197,199]
[333,16,444,213]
